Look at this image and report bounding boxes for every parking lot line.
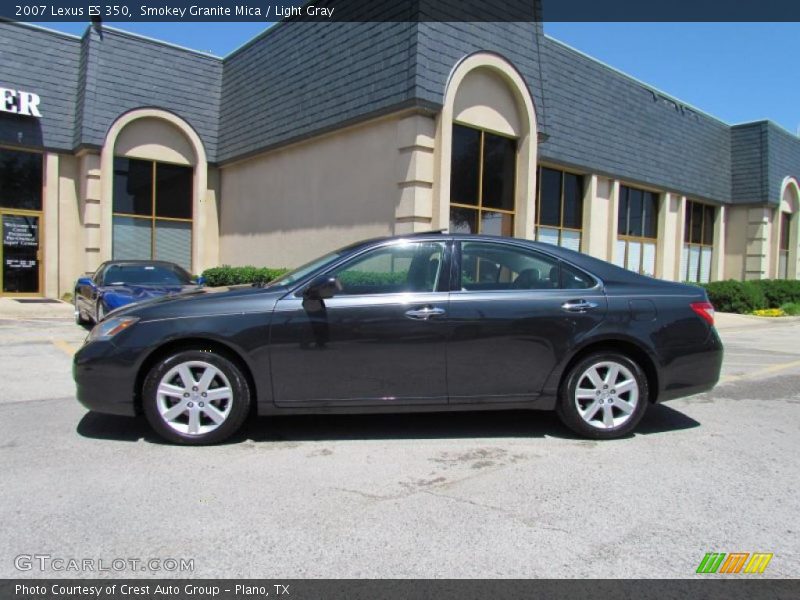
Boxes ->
[719,357,800,384]
[51,339,78,357]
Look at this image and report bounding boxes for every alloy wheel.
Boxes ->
[155,360,234,436]
[573,360,639,430]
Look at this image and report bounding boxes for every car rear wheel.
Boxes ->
[556,352,648,439]
[142,349,251,445]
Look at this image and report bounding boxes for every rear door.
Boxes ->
[446,240,607,403]
[269,239,451,406]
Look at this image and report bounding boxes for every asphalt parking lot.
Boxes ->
[0,307,798,578]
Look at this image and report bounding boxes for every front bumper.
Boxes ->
[73,340,138,416]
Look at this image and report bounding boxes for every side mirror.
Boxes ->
[304,275,342,300]
[76,277,94,288]
[194,275,206,286]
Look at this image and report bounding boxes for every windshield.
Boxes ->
[103,264,193,286]
[266,251,346,287]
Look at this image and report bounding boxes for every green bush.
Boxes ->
[338,271,407,287]
[780,302,800,316]
[201,265,289,287]
[750,279,800,308]
[699,280,767,314]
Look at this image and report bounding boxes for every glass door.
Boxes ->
[1,212,41,295]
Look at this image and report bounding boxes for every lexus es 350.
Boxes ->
[73,233,723,444]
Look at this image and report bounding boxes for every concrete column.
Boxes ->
[744,207,772,280]
[199,166,221,274]
[395,114,436,235]
[723,205,747,280]
[57,155,82,296]
[42,153,59,298]
[514,132,536,241]
[656,192,682,281]
[582,175,613,261]
[607,180,621,265]
[711,204,726,281]
[77,151,103,274]
[675,195,688,281]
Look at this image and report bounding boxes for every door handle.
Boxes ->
[405,306,446,320]
[561,300,598,313]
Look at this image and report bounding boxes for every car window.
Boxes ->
[460,242,594,291]
[330,241,446,295]
[103,264,192,286]
[93,264,106,285]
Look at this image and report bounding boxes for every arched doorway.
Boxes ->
[100,109,209,273]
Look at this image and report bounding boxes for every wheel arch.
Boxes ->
[549,337,661,404]
[133,337,258,415]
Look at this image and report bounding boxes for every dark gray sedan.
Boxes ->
[74,233,722,444]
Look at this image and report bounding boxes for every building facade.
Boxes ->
[0,18,798,298]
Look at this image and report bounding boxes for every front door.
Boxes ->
[269,240,450,406]
[1,212,41,295]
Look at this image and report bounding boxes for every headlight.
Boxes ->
[88,316,139,341]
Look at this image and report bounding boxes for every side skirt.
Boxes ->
[256,395,557,416]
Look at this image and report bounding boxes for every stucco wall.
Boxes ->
[219,117,399,268]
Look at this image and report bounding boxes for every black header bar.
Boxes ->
[2,0,800,23]
[3,579,800,600]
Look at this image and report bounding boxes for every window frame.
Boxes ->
[449,123,517,237]
[112,157,194,270]
[617,184,660,276]
[0,146,45,297]
[778,211,791,279]
[295,238,453,298]
[452,239,600,294]
[682,200,716,283]
[535,164,585,250]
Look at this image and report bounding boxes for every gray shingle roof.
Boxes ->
[0,19,797,206]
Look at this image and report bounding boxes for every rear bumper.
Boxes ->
[73,340,138,417]
[657,327,723,402]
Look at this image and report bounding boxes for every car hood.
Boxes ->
[104,284,287,321]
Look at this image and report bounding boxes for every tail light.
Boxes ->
[690,301,715,326]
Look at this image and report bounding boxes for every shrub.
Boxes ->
[201,265,289,287]
[752,308,785,317]
[750,279,800,308]
[338,271,407,287]
[780,302,800,316]
[700,280,767,314]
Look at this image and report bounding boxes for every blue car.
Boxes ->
[74,260,204,325]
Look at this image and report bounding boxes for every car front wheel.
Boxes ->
[142,349,251,445]
[557,352,648,439]
[95,300,105,323]
[74,295,88,325]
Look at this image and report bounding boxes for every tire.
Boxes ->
[556,352,649,439]
[74,295,88,325]
[95,300,105,323]
[142,349,251,445]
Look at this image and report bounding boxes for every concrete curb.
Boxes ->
[714,311,800,331]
